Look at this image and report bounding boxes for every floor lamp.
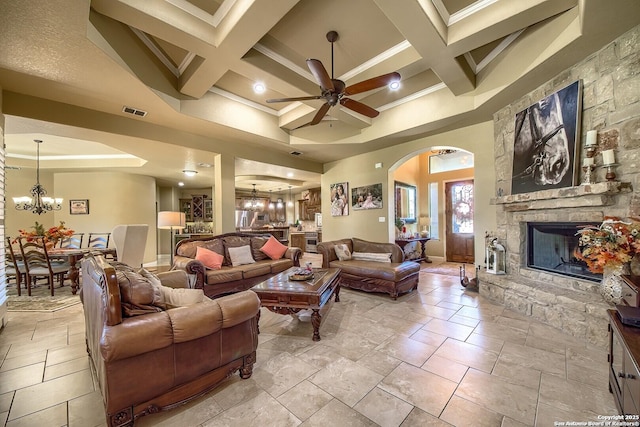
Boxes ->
[158,211,186,266]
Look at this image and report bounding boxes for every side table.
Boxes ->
[395,237,431,263]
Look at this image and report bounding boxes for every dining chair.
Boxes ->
[87,232,110,249]
[6,237,27,295]
[59,233,84,249]
[18,237,71,296]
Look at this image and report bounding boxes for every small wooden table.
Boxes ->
[251,267,341,341]
[395,237,432,263]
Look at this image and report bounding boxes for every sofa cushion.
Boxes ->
[238,262,271,279]
[260,236,288,260]
[176,240,206,258]
[166,301,223,343]
[228,245,255,267]
[196,246,224,270]
[113,263,164,316]
[269,258,294,274]
[335,244,352,261]
[352,252,392,263]
[205,268,244,285]
[250,236,270,261]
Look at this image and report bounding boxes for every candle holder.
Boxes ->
[585,145,597,158]
[582,165,596,184]
[602,163,619,182]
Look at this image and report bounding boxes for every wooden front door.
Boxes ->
[445,180,475,263]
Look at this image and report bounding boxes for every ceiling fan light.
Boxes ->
[389,80,401,90]
[253,82,265,94]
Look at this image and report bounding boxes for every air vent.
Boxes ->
[290,151,303,156]
[122,106,148,117]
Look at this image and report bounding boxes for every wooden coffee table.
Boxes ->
[251,267,341,341]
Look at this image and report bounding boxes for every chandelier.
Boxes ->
[13,139,63,215]
[244,184,264,211]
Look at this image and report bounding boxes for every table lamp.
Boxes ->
[419,216,431,237]
[158,211,186,265]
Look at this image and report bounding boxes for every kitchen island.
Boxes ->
[235,226,290,244]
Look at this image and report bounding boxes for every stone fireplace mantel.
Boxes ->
[491,182,631,212]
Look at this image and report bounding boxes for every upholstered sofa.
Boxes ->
[80,254,260,427]
[172,232,302,299]
[317,238,420,299]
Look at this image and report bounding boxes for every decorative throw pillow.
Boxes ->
[161,287,206,308]
[138,267,165,307]
[228,245,255,267]
[114,265,163,316]
[195,246,224,270]
[260,236,288,260]
[351,252,392,263]
[334,244,352,261]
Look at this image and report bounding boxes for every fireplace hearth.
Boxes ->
[527,222,601,282]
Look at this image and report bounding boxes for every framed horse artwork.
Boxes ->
[511,80,582,195]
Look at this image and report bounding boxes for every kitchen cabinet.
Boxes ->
[290,233,305,252]
[299,187,321,221]
[180,195,212,222]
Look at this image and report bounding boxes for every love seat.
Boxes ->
[317,237,420,299]
[80,254,260,427]
[172,232,302,299]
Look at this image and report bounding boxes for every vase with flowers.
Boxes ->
[14,221,75,250]
[575,217,640,304]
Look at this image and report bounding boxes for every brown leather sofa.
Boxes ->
[173,232,302,299]
[81,254,260,427]
[317,238,420,299]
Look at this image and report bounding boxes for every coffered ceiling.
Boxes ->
[1,0,638,190]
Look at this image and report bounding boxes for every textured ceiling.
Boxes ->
[0,0,638,189]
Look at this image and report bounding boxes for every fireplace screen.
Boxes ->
[526,222,601,282]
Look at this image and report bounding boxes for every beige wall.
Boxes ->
[54,172,157,263]
[322,121,496,266]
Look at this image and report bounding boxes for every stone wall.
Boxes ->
[480,25,640,349]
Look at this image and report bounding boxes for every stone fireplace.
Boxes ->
[477,25,640,349]
[479,183,632,348]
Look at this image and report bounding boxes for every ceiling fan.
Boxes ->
[266,31,401,128]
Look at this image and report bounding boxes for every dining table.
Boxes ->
[47,247,117,294]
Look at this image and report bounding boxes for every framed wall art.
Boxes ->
[70,199,89,215]
[351,183,383,210]
[511,80,582,195]
[329,182,349,216]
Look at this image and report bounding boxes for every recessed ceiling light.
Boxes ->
[183,170,197,177]
[253,82,265,94]
[389,80,401,90]
[287,172,294,178]
[198,162,213,168]
[178,181,185,187]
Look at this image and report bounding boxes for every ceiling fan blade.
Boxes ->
[344,72,401,95]
[266,95,323,103]
[340,98,379,118]
[307,59,334,92]
[310,102,332,125]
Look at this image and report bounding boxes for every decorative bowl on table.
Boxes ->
[289,268,313,281]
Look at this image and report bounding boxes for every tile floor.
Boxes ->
[0,256,618,426]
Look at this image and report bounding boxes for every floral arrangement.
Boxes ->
[575,217,640,273]
[14,221,75,245]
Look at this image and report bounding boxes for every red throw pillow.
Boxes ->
[195,246,224,270]
[260,235,288,260]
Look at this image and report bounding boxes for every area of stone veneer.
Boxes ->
[479,25,640,349]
